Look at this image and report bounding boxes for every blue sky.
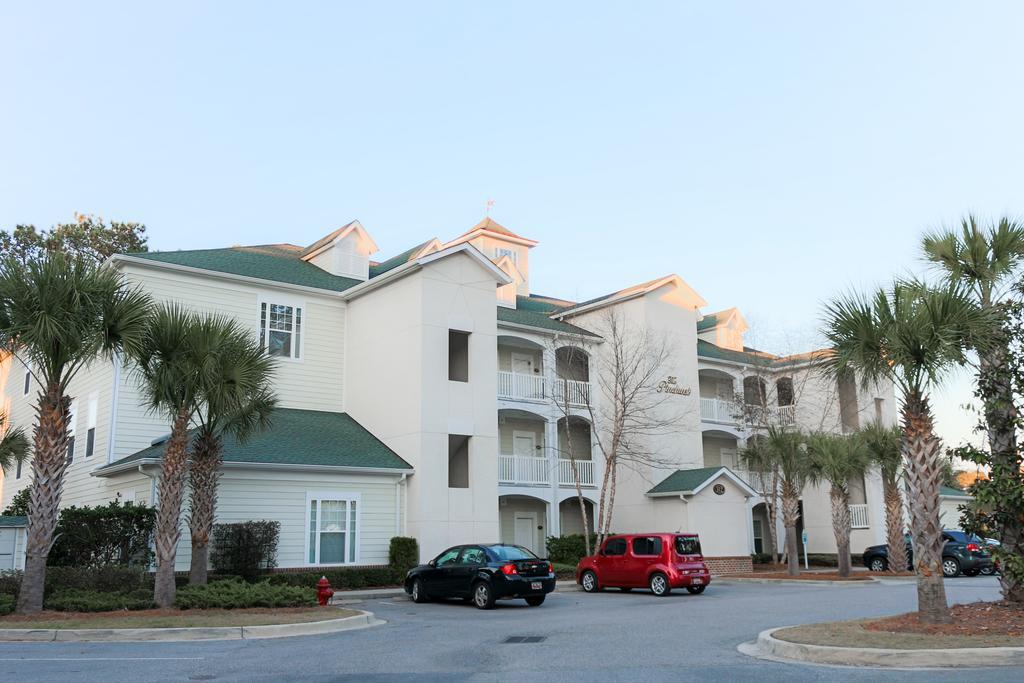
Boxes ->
[3,2,1022,449]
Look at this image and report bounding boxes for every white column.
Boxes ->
[545,417,560,539]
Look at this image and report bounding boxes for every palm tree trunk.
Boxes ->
[781,481,801,576]
[979,342,1024,602]
[16,386,70,614]
[829,483,852,577]
[901,393,951,624]
[883,474,909,574]
[187,432,221,585]
[153,410,191,608]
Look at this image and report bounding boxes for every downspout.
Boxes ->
[395,473,408,536]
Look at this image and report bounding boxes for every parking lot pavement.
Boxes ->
[0,576,1019,682]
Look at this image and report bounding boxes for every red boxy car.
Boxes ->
[576,533,711,596]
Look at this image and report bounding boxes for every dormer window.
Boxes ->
[495,247,517,264]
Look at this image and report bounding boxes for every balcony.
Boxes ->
[734,468,774,495]
[497,371,592,407]
[850,503,869,529]
[700,397,737,423]
[699,398,796,426]
[498,454,597,487]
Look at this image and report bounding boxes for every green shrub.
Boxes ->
[0,571,21,600]
[751,553,774,565]
[174,579,314,610]
[1,487,30,516]
[210,520,280,582]
[267,566,401,590]
[44,589,154,613]
[0,593,13,615]
[45,566,148,596]
[48,501,156,567]
[545,534,594,565]
[388,537,419,572]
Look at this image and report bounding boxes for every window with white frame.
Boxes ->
[22,361,31,396]
[306,493,359,565]
[259,301,303,360]
[494,247,517,264]
[66,401,77,464]
[85,393,98,457]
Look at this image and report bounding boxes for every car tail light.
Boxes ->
[501,563,518,575]
[548,562,555,574]
[967,543,981,553]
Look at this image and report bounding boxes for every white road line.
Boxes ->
[0,657,205,662]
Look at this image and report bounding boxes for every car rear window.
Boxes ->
[489,545,538,561]
[632,537,663,556]
[675,536,702,555]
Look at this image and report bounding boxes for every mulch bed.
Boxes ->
[864,601,1024,637]
[0,606,322,623]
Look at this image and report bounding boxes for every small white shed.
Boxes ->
[0,516,27,571]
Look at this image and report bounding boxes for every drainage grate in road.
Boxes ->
[504,636,546,644]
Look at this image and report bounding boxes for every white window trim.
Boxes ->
[257,295,306,363]
[495,247,517,264]
[304,491,362,567]
[22,360,31,396]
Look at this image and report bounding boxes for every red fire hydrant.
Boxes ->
[317,576,334,606]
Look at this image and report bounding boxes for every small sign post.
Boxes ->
[801,530,809,570]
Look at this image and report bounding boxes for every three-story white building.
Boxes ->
[0,218,894,572]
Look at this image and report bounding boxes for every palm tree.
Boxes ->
[806,432,871,577]
[923,214,1024,602]
[822,280,988,623]
[0,253,151,614]
[741,426,810,576]
[132,304,205,608]
[187,317,276,584]
[860,423,908,574]
[0,412,29,476]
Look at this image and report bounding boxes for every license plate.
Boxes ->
[692,578,703,585]
[531,581,542,590]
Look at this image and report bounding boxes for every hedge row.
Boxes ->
[175,579,315,609]
[45,589,154,612]
[267,566,403,590]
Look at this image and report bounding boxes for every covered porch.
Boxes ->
[498,494,549,556]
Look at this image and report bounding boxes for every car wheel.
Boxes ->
[472,581,495,610]
[619,587,632,592]
[581,570,599,593]
[525,595,545,607]
[869,558,887,572]
[649,572,671,597]
[942,557,961,578]
[980,565,996,576]
[411,578,429,603]
[686,585,706,595]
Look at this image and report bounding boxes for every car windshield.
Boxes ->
[674,536,702,555]
[489,544,538,561]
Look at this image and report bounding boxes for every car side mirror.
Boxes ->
[428,559,436,568]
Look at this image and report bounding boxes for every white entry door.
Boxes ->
[720,447,738,469]
[514,513,537,554]
[513,431,537,458]
[511,352,534,375]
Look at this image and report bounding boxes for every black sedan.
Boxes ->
[862,530,993,577]
[404,544,556,609]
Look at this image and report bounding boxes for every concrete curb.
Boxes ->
[749,626,1024,668]
[0,610,383,643]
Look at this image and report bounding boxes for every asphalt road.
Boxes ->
[0,575,1017,681]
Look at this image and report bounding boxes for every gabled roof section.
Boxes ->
[940,485,973,499]
[122,244,364,292]
[697,307,748,333]
[647,466,758,498]
[554,275,707,319]
[445,217,539,248]
[697,339,830,370]
[299,220,379,260]
[0,515,27,528]
[93,409,412,476]
[369,238,442,278]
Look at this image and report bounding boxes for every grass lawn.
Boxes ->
[775,602,1024,649]
[0,606,360,630]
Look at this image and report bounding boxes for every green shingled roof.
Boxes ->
[697,339,822,369]
[0,516,27,527]
[128,245,364,292]
[499,297,599,337]
[696,313,721,332]
[940,485,972,498]
[648,467,726,495]
[94,409,412,475]
[369,240,434,278]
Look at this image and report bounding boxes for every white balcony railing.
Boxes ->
[700,398,736,423]
[497,371,546,402]
[552,378,591,407]
[700,398,797,426]
[850,503,869,529]
[733,469,774,494]
[558,458,596,487]
[499,454,549,485]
